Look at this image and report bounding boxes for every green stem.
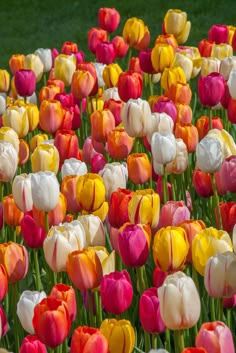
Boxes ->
[211,173,222,229]
[217,298,223,322]
[116,252,123,272]
[12,283,21,353]
[149,74,154,97]
[136,265,147,294]
[165,328,171,352]
[33,249,42,291]
[134,346,143,353]
[226,309,231,329]
[144,331,151,353]
[151,333,158,349]
[178,329,185,353]
[94,290,103,327]
[45,212,50,234]
[88,290,95,327]
[170,173,177,201]
[209,108,213,130]
[162,164,168,204]
[210,297,216,321]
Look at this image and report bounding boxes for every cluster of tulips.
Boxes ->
[1,5,236,353]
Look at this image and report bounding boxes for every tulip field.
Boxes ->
[1,1,236,353]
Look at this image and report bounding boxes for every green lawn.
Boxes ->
[0,0,235,69]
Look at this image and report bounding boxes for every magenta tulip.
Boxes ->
[198,72,225,107]
[21,211,47,248]
[20,335,47,353]
[0,304,8,339]
[14,69,36,97]
[100,270,133,315]
[208,24,229,44]
[139,49,155,74]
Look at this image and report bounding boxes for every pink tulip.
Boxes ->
[208,24,229,44]
[215,155,236,195]
[21,211,47,248]
[153,95,177,124]
[20,334,47,353]
[158,200,190,229]
[14,69,36,97]
[196,321,235,353]
[0,304,8,339]
[198,72,225,107]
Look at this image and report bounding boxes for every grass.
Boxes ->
[0,0,235,69]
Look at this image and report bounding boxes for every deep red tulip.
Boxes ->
[139,49,155,74]
[198,72,225,107]
[98,7,120,33]
[117,70,143,102]
[153,266,168,288]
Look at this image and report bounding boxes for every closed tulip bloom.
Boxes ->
[0,265,8,301]
[32,297,71,348]
[100,319,135,353]
[193,169,213,197]
[168,82,192,105]
[158,201,190,229]
[0,126,20,153]
[196,115,223,140]
[0,305,8,339]
[138,49,156,74]
[34,48,52,73]
[61,175,81,214]
[208,24,229,44]
[54,129,79,168]
[198,72,225,107]
[111,35,129,58]
[43,221,86,272]
[0,141,18,182]
[211,43,233,60]
[49,283,77,322]
[0,69,10,92]
[215,155,236,194]
[163,9,191,44]
[107,127,134,160]
[108,188,134,229]
[171,52,193,82]
[122,17,150,50]
[158,271,200,330]
[151,132,176,167]
[204,252,236,298]
[118,71,143,103]
[61,157,87,179]
[153,95,177,124]
[24,53,44,82]
[30,133,48,152]
[3,194,24,227]
[70,326,108,353]
[96,42,116,65]
[196,136,223,173]
[88,27,108,54]
[17,290,46,334]
[192,227,233,276]
[0,241,28,283]
[153,226,189,272]
[161,66,186,92]
[39,84,61,103]
[30,171,60,212]
[2,105,29,138]
[20,334,47,353]
[195,321,235,353]
[174,123,199,153]
[21,211,47,248]
[102,63,122,88]
[76,173,106,212]
[66,247,103,290]
[201,57,220,77]
[39,99,64,135]
[139,287,166,334]
[77,214,105,246]
[12,174,33,213]
[166,138,188,174]
[54,54,76,86]
[128,189,160,229]
[98,7,120,33]
[14,69,36,97]
[216,202,236,233]
[121,98,152,137]
[9,54,25,75]
[219,56,236,81]
[118,222,151,267]
[100,270,133,315]
[99,162,128,201]
[127,153,152,184]
[71,69,95,99]
[151,43,175,73]
[31,143,59,174]
[90,108,115,143]
[0,93,6,115]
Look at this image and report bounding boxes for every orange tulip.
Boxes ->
[127,153,152,184]
[39,84,61,104]
[196,115,223,140]
[106,127,134,160]
[9,54,25,75]
[0,241,28,283]
[18,139,30,166]
[90,109,115,143]
[54,129,79,168]
[39,99,64,135]
[66,247,103,290]
[71,69,95,99]
[154,33,178,50]
[174,123,199,153]
[61,175,81,214]
[3,194,24,227]
[49,283,77,322]
[175,103,192,124]
[168,82,192,105]
[70,326,108,353]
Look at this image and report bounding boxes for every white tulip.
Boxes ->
[61,158,88,179]
[0,141,18,182]
[196,136,223,173]
[12,174,33,212]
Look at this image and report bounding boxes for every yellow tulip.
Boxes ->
[93,246,116,276]
[0,69,10,92]
[54,54,76,87]
[161,66,186,92]
[30,133,48,152]
[152,226,189,272]
[81,201,109,223]
[31,143,59,174]
[211,43,233,60]
[192,227,233,276]
[102,63,123,88]
[206,129,236,159]
[163,9,191,44]
[0,126,20,154]
[100,318,135,353]
[151,43,175,73]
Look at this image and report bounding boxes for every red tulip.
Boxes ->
[193,169,213,197]
[88,27,108,55]
[108,188,134,229]
[198,39,214,57]
[215,201,236,233]
[70,326,108,353]
[153,266,168,288]
[198,72,225,107]
[117,70,143,102]
[98,7,120,33]
[111,36,129,58]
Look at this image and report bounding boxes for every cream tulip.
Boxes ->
[34,48,53,73]
[30,171,60,212]
[228,67,236,99]
[61,158,88,179]
[201,57,220,77]
[171,52,193,82]
[12,174,33,213]
[77,214,105,247]
[54,54,76,87]
[206,129,236,159]
[147,112,174,145]
[2,105,29,138]
[94,246,116,276]
[99,162,128,201]
[0,93,6,115]
[0,127,20,154]
[158,271,201,330]
[24,53,44,82]
[16,290,46,334]
[0,141,18,182]
[102,87,120,102]
[166,138,188,174]
[219,56,236,80]
[196,136,223,173]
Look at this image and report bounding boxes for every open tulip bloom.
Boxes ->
[2,5,236,353]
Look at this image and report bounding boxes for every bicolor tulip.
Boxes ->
[12,174,33,213]
[198,72,225,107]
[0,241,28,283]
[90,108,115,143]
[31,143,59,174]
[32,297,71,348]
[118,71,143,102]
[2,105,29,138]
[49,283,77,322]
[153,226,189,272]
[17,290,47,334]
[21,211,47,248]
[9,54,25,75]
[39,84,61,103]
[100,270,133,315]
[19,334,47,353]
[192,227,233,276]
[100,319,135,353]
[171,52,193,82]
[158,271,201,330]
[88,27,108,55]
[155,33,178,49]
[153,95,177,123]
[211,42,233,60]
[102,63,123,88]
[66,247,103,290]
[195,321,235,353]
[24,53,44,82]
[127,153,152,184]
[61,175,81,214]
[39,99,64,135]
[77,214,106,247]
[70,326,108,353]
[168,82,192,105]
[0,141,18,182]
[54,54,76,86]
[122,17,150,50]
[162,9,191,44]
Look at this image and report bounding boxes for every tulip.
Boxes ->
[215,155,236,194]
[30,171,60,212]
[196,136,223,173]
[16,139,30,166]
[96,42,116,65]
[181,348,207,353]
[61,157,87,179]
[0,305,8,339]
[100,319,135,353]
[49,283,77,322]
[2,105,29,138]
[146,112,174,146]
[228,67,236,99]
[195,321,235,353]
[118,71,143,103]
[155,33,178,49]
[98,7,120,33]
[20,334,47,353]
[161,66,186,92]
[111,35,129,58]
[138,49,155,74]
[162,9,191,44]
[196,115,223,140]
[54,129,79,168]
[174,123,199,153]
[0,264,8,301]
[70,326,108,353]
[106,127,134,160]
[100,270,133,315]
[21,211,47,248]
[0,93,6,115]
[14,69,36,97]
[153,95,177,123]
[9,54,25,75]
[71,69,95,99]
[215,202,236,233]
[151,132,176,167]
[0,141,18,182]
[54,54,76,86]
[204,252,236,298]
[151,43,175,73]
[90,108,115,143]
[12,174,33,213]
[128,57,143,74]
[17,290,46,334]
[171,52,193,82]
[127,153,152,184]
[61,175,81,214]
[165,138,188,174]
[0,69,10,92]
[39,99,64,135]
[201,57,220,77]
[0,241,28,283]
[128,189,160,229]
[103,99,124,126]
[32,297,71,348]
[88,27,108,54]
[198,72,225,107]
[102,87,120,101]
[107,188,134,229]
[206,128,236,159]
[29,133,48,152]
[3,194,24,227]
[227,97,236,123]
[211,43,233,60]
[66,247,103,290]
[0,126,20,153]
[158,271,201,330]
[118,223,151,267]
[219,56,236,81]
[208,24,229,44]
[43,221,86,272]
[158,200,190,229]
[223,294,236,309]
[192,227,233,276]
[31,142,59,173]
[24,102,39,132]
[122,17,150,50]
[39,84,61,103]
[153,266,169,288]
[34,48,52,73]
[168,82,192,105]
[24,53,44,82]
[102,63,122,88]
[139,287,166,334]
[193,169,213,197]
[153,226,189,272]
[99,162,128,201]
[77,214,105,247]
